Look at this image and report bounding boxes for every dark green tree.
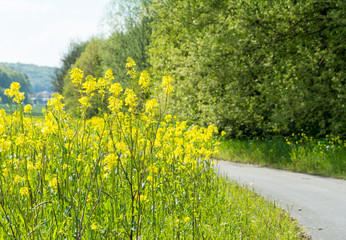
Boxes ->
[63,38,104,116]
[101,0,151,87]
[0,66,32,104]
[51,40,88,94]
[148,0,346,138]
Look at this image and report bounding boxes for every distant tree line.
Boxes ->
[52,0,345,138]
[0,66,31,104]
[0,62,56,93]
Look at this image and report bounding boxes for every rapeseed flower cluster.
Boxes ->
[126,57,136,79]
[162,74,174,94]
[139,70,150,89]
[4,82,25,103]
[0,58,223,239]
[70,67,84,86]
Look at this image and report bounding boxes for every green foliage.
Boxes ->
[0,104,43,116]
[101,0,151,87]
[0,62,56,93]
[59,0,152,118]
[63,39,104,116]
[148,0,346,138]
[51,40,88,94]
[75,39,104,78]
[217,135,346,179]
[0,66,31,104]
[103,0,144,33]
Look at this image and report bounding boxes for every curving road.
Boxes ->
[216,160,346,240]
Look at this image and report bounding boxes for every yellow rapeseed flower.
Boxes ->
[15,135,24,146]
[14,175,24,184]
[11,82,21,91]
[125,57,136,68]
[49,177,58,190]
[109,83,123,97]
[147,175,153,182]
[4,82,23,102]
[127,68,136,79]
[140,195,148,202]
[19,187,29,196]
[162,75,173,94]
[124,89,138,109]
[97,77,110,97]
[70,68,84,87]
[139,70,150,89]
[78,96,91,107]
[105,153,118,169]
[145,99,158,114]
[24,104,32,113]
[91,222,100,231]
[4,88,11,97]
[165,114,172,123]
[13,92,25,103]
[108,96,123,113]
[47,93,65,112]
[104,68,115,81]
[82,75,97,95]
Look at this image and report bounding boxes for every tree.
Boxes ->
[148,0,346,138]
[51,40,88,94]
[0,66,32,104]
[59,0,152,117]
[63,38,104,116]
[101,0,152,87]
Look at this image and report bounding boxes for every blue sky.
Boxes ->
[0,0,111,67]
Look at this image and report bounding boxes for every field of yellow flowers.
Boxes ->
[0,59,304,239]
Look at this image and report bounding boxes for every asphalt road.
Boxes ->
[216,160,346,240]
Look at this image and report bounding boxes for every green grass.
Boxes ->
[0,103,44,116]
[216,135,346,179]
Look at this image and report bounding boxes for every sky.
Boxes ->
[0,0,111,67]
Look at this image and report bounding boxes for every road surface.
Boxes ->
[216,160,346,240]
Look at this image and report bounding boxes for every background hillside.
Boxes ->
[0,62,56,93]
[0,65,31,104]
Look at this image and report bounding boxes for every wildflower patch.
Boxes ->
[0,60,303,239]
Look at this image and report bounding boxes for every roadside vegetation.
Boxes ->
[217,135,346,179]
[1,0,343,238]
[0,62,307,238]
[0,104,44,116]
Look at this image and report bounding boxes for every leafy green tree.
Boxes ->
[63,38,104,116]
[59,0,152,117]
[51,40,87,94]
[149,0,346,138]
[101,0,152,86]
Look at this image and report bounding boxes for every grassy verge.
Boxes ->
[0,77,307,238]
[0,114,307,239]
[216,135,346,179]
[0,103,44,116]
